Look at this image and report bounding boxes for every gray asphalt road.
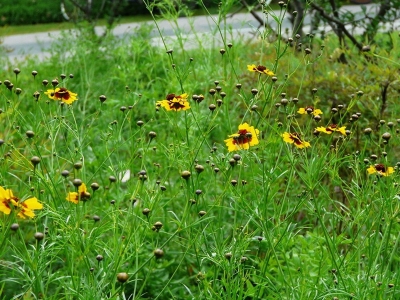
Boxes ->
[1,3,391,62]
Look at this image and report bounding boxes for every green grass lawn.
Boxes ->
[0,1,400,299]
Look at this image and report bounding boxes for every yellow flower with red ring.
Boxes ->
[297,106,322,116]
[66,183,91,204]
[45,87,78,104]
[282,132,310,149]
[316,124,346,136]
[247,64,275,76]
[225,123,260,152]
[157,93,190,111]
[0,186,43,218]
[367,164,394,177]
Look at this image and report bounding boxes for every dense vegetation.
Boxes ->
[1,0,400,299]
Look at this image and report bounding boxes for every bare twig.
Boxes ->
[365,0,391,42]
[310,2,363,51]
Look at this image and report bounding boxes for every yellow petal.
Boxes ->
[66,192,79,204]
[367,166,376,175]
[22,197,43,210]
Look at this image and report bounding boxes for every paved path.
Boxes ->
[1,3,388,62]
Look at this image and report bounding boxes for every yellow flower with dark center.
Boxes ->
[44,87,78,104]
[224,123,260,152]
[0,186,12,215]
[0,186,43,218]
[298,106,323,116]
[157,93,190,111]
[247,64,275,76]
[316,124,346,136]
[17,197,43,219]
[282,132,311,149]
[367,164,394,176]
[66,183,91,204]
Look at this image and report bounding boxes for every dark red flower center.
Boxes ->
[169,101,185,109]
[375,164,386,172]
[166,93,176,100]
[290,133,303,145]
[55,88,70,100]
[326,124,337,132]
[255,65,267,72]
[232,129,252,145]
[305,106,314,114]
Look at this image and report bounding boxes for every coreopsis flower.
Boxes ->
[66,183,91,204]
[44,87,78,104]
[247,64,275,76]
[156,93,190,111]
[282,132,311,149]
[0,186,43,218]
[224,123,260,152]
[367,164,394,177]
[297,106,323,116]
[316,124,346,136]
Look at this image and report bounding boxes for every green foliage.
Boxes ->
[0,0,63,26]
[1,1,400,299]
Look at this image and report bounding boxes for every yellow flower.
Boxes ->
[0,186,12,215]
[44,87,78,104]
[224,123,260,152]
[282,132,310,149]
[66,183,91,204]
[156,93,190,111]
[316,124,346,136]
[17,197,43,219]
[247,64,275,76]
[297,106,323,116]
[0,186,43,218]
[367,164,394,177]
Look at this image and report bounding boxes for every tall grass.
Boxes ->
[0,1,399,299]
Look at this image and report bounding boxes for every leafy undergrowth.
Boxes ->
[0,5,400,300]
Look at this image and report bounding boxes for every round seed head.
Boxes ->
[382,132,391,141]
[99,95,107,103]
[34,232,44,241]
[181,170,191,179]
[73,178,83,187]
[10,223,19,231]
[154,248,164,258]
[26,130,35,138]
[364,128,372,135]
[195,164,204,173]
[31,156,41,166]
[90,182,100,191]
[117,272,129,283]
